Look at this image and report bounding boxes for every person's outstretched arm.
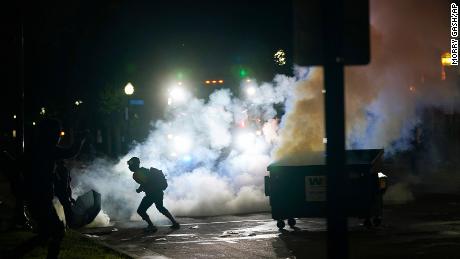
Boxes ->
[55,132,86,159]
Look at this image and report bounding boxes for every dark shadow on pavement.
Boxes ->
[273,228,327,259]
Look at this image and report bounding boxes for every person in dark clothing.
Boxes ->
[19,119,85,259]
[127,157,179,232]
[53,160,76,227]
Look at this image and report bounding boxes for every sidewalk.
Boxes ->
[0,229,132,258]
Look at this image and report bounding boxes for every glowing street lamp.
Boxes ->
[124,82,135,95]
[246,86,256,96]
[205,80,224,85]
[236,132,255,150]
[441,52,452,80]
[173,135,192,154]
[168,86,186,105]
[441,52,452,66]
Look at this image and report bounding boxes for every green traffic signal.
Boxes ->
[239,69,247,78]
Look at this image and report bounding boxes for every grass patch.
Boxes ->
[0,229,130,259]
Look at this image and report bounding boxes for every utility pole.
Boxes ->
[323,0,348,259]
[323,0,348,257]
[293,0,369,257]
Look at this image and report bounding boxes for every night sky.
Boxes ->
[4,1,294,131]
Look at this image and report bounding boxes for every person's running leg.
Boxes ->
[137,195,156,231]
[154,192,179,229]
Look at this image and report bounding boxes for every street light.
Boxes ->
[204,80,224,85]
[246,86,256,96]
[173,135,192,154]
[123,82,134,153]
[124,82,135,95]
[441,52,452,80]
[236,131,255,151]
[441,52,452,66]
[168,86,187,105]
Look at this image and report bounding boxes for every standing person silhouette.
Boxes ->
[21,119,85,259]
[54,159,76,227]
[127,157,179,232]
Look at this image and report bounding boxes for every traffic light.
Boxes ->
[239,69,248,78]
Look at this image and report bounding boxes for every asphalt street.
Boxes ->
[80,193,460,259]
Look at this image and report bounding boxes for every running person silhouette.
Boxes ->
[127,157,179,232]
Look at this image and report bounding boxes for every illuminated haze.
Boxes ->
[72,0,459,224]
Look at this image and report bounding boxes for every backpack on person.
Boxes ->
[148,167,168,191]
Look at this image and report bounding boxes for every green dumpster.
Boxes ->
[265,149,385,229]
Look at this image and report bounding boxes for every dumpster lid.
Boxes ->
[269,149,383,168]
[270,151,326,167]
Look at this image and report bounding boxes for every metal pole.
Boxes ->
[324,0,348,258]
[325,63,348,259]
[21,21,25,152]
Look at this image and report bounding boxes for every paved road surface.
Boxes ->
[80,194,460,259]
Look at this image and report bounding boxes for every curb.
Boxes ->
[77,231,136,259]
[77,230,169,259]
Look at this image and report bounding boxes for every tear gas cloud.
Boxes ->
[73,0,459,224]
[345,0,459,152]
[73,70,305,222]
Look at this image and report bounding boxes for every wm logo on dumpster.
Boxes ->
[305,176,327,202]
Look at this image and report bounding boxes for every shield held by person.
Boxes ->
[71,190,101,228]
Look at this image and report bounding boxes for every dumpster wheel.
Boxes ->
[276,220,285,229]
[287,218,296,228]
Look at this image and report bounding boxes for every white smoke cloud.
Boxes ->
[85,210,111,228]
[72,69,305,225]
[71,0,459,227]
[346,0,459,153]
